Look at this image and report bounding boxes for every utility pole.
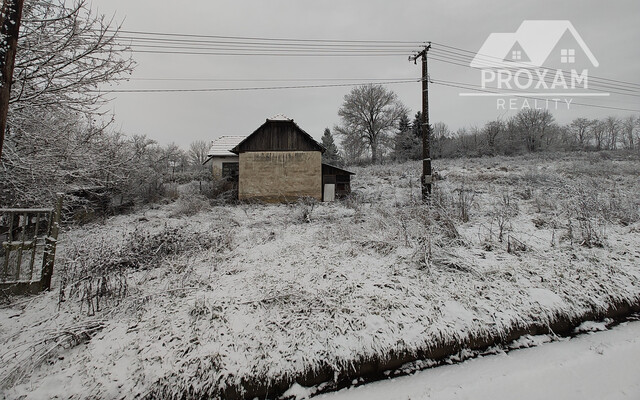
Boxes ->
[410,42,432,202]
[0,0,24,159]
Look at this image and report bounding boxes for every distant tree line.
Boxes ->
[333,84,640,164]
[426,111,640,160]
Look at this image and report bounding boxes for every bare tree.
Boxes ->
[569,117,594,149]
[1,0,134,206]
[591,119,606,150]
[513,109,555,152]
[335,84,406,164]
[431,122,450,159]
[636,116,640,151]
[483,119,505,153]
[163,143,184,179]
[603,116,620,150]
[340,132,367,164]
[10,0,133,115]
[620,116,636,150]
[189,140,210,168]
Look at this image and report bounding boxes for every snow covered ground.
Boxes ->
[1,153,639,399]
[315,320,640,400]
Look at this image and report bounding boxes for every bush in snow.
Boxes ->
[59,224,232,315]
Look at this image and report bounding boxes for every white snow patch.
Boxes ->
[574,319,613,333]
[316,321,640,400]
[283,382,316,399]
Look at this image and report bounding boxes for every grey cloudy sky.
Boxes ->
[89,0,640,147]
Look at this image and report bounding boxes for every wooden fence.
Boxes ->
[0,196,63,295]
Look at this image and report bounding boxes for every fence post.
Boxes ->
[41,194,63,291]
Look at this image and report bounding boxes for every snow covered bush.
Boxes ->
[58,223,232,314]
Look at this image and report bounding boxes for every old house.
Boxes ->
[204,135,244,180]
[228,114,353,202]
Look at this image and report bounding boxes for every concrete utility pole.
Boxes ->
[0,0,24,159]
[410,43,432,202]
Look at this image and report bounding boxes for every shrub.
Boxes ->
[170,194,210,218]
[59,224,232,314]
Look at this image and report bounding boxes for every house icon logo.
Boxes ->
[461,20,607,111]
[470,20,599,70]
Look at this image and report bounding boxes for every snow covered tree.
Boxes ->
[10,0,133,116]
[321,128,342,165]
[512,109,555,152]
[335,84,407,164]
[0,0,134,206]
[393,111,420,161]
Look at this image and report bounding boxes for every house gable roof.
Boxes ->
[231,114,325,154]
[203,135,245,165]
[207,135,246,157]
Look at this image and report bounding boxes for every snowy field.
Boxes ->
[315,319,640,400]
[1,152,639,399]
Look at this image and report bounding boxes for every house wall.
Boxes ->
[238,151,322,202]
[210,156,239,178]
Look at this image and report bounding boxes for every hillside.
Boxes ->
[2,152,640,399]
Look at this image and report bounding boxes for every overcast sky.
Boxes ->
[89,0,640,147]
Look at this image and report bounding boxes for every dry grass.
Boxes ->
[2,152,640,399]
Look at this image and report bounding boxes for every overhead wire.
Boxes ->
[97,28,640,89]
[429,53,640,98]
[430,42,640,90]
[88,79,421,93]
[430,79,640,113]
[85,28,639,112]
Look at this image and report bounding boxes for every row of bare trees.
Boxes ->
[569,116,638,151]
[334,83,639,163]
[426,111,639,160]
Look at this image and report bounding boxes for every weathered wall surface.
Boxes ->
[210,156,239,178]
[238,151,321,202]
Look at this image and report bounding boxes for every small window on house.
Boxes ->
[221,162,239,180]
[561,49,575,63]
[511,50,522,60]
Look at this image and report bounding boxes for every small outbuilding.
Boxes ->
[204,136,244,180]
[321,163,355,201]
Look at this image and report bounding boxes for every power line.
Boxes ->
[99,29,640,92]
[427,51,640,98]
[88,79,420,93]
[128,49,409,57]
[110,29,424,45]
[127,44,412,54]
[92,27,640,89]
[431,50,640,95]
[92,75,640,113]
[430,42,640,89]
[80,28,639,112]
[114,35,417,50]
[430,48,640,93]
[129,77,415,82]
[431,79,640,113]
